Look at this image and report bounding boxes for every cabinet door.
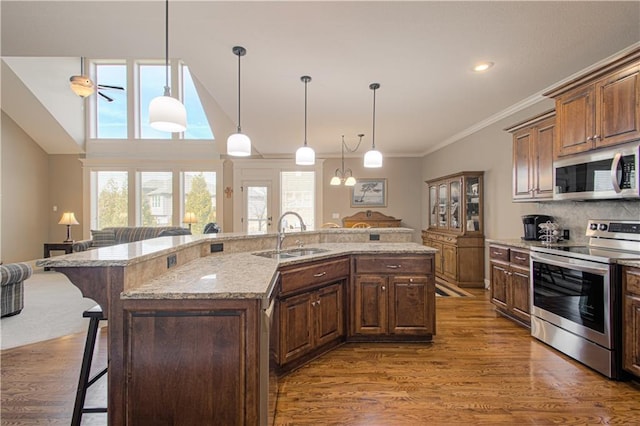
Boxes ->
[533,118,555,199]
[490,262,508,308]
[430,240,444,276]
[437,183,448,229]
[596,64,640,148]
[279,292,314,365]
[448,178,462,232]
[510,267,531,323]
[389,276,434,335]
[428,185,437,228]
[624,293,640,377]
[353,275,387,335]
[512,127,533,199]
[314,282,344,348]
[556,85,595,157]
[442,243,458,282]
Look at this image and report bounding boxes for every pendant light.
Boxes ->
[149,0,187,133]
[69,57,95,98]
[364,83,383,168]
[330,134,364,186]
[295,76,315,166]
[227,46,252,157]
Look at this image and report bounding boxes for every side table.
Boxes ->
[43,242,74,271]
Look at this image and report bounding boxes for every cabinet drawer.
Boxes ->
[280,257,349,295]
[509,249,530,267]
[625,268,640,295]
[355,255,431,275]
[489,245,509,262]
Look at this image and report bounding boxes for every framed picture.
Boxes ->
[351,178,387,207]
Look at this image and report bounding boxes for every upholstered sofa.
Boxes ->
[1,263,32,317]
[73,226,191,252]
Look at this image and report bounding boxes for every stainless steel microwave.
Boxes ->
[554,142,639,200]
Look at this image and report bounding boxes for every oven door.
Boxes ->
[530,252,612,348]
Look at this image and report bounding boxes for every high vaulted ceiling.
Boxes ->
[2,1,639,158]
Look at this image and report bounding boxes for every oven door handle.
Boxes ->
[530,253,609,275]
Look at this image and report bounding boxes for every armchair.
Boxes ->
[1,263,32,317]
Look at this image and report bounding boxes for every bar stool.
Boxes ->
[71,305,108,426]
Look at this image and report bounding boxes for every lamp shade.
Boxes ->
[295,145,315,166]
[227,132,252,157]
[344,176,357,186]
[330,176,341,186]
[364,148,383,168]
[149,95,187,133]
[183,212,198,224]
[69,75,95,97]
[58,212,79,226]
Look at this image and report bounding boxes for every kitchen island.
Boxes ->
[37,229,436,425]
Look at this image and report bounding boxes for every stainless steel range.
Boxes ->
[529,220,640,379]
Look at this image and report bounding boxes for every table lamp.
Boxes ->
[59,212,79,242]
[183,212,198,231]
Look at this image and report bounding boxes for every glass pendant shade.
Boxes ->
[330,176,341,186]
[149,94,187,132]
[364,148,383,168]
[227,132,252,157]
[344,176,357,186]
[295,145,315,166]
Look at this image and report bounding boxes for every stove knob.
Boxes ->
[599,223,608,231]
[589,223,598,230]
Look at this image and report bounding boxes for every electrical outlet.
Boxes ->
[369,234,380,241]
[167,254,177,269]
[210,243,224,253]
[332,213,340,219]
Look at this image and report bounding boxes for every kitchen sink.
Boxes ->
[253,247,329,259]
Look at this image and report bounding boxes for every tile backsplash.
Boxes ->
[532,200,640,243]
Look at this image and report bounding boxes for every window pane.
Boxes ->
[281,171,315,230]
[96,64,127,138]
[140,172,173,226]
[182,172,216,234]
[140,64,172,139]
[183,66,214,140]
[92,171,128,229]
[247,186,269,234]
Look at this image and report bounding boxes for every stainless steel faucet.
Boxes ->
[276,211,307,252]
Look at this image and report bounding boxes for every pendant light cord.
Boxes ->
[304,78,308,147]
[163,0,170,95]
[371,86,377,149]
[237,49,242,132]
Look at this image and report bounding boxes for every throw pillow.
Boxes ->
[91,229,116,248]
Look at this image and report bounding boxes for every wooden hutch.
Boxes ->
[422,171,485,288]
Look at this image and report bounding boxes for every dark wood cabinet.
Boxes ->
[489,245,531,327]
[277,257,348,370]
[544,49,640,158]
[351,255,435,340]
[623,267,640,378]
[506,110,555,201]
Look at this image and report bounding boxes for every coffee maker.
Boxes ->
[522,215,554,241]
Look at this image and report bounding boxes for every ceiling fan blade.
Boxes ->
[98,92,114,102]
[97,84,125,91]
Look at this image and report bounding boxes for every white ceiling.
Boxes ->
[2,1,639,158]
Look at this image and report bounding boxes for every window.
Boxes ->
[95,64,127,139]
[281,171,315,230]
[139,172,173,226]
[90,171,128,229]
[139,64,172,140]
[182,65,214,140]
[182,171,217,234]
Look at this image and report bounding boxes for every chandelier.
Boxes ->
[330,134,365,186]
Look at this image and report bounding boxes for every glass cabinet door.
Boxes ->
[448,179,461,231]
[465,177,481,232]
[438,183,448,228]
[429,185,437,228]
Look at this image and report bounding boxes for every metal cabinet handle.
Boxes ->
[313,272,327,278]
[317,299,321,305]
[386,265,401,269]
[382,286,386,291]
[514,256,527,261]
[312,301,316,307]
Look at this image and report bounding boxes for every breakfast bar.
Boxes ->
[37,229,436,425]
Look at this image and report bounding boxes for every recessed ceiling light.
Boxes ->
[473,62,494,72]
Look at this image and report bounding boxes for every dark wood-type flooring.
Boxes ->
[2,289,639,425]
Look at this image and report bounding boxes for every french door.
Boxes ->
[243,181,273,234]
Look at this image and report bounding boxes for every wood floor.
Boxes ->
[1,289,639,425]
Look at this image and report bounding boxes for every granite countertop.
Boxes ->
[122,242,436,301]
[35,227,417,268]
[485,238,584,250]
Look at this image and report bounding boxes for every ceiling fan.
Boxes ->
[69,58,124,102]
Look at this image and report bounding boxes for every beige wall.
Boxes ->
[323,156,423,242]
[1,112,49,263]
[48,155,83,242]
